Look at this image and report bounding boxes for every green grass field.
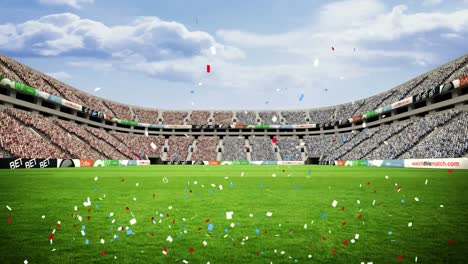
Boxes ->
[1,166,467,263]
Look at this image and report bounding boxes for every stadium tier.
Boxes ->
[0,54,467,163]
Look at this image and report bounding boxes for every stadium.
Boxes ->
[1,1,468,263]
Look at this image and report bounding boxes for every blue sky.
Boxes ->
[1,0,467,110]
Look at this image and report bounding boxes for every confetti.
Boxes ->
[74,206,78,211]
[351,239,355,244]
[372,200,376,206]
[189,247,194,253]
[6,205,11,211]
[304,224,308,229]
[342,221,346,226]
[331,249,337,254]
[388,231,392,235]
[206,65,211,73]
[425,179,428,185]
[218,185,223,191]
[341,207,345,211]
[385,175,389,179]
[313,58,319,67]
[408,222,413,227]
[272,173,276,177]
[101,251,106,256]
[414,197,419,202]
[332,200,338,207]
[162,177,169,183]
[266,212,273,217]
[448,239,454,244]
[126,230,133,235]
[448,169,453,173]
[401,199,405,203]
[136,182,139,187]
[210,46,216,55]
[299,94,304,101]
[331,47,335,51]
[81,230,85,236]
[358,214,363,219]
[272,137,278,144]
[94,176,98,181]
[355,234,360,239]
[398,255,403,261]
[440,205,444,207]
[100,239,105,244]
[7,217,11,223]
[42,215,45,219]
[321,213,327,219]
[415,256,418,262]
[94,87,101,92]
[343,240,348,246]
[208,223,214,231]
[203,240,207,246]
[168,205,173,210]
[24,260,28,264]
[226,211,234,220]
[85,239,89,245]
[87,216,91,221]
[357,200,360,204]
[271,116,278,123]
[130,218,137,225]
[166,236,173,243]
[77,215,82,222]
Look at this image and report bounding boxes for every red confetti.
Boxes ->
[101,251,106,256]
[322,236,327,240]
[398,255,403,261]
[341,207,345,211]
[264,230,268,234]
[163,246,167,252]
[151,232,155,237]
[166,214,170,218]
[125,207,129,211]
[374,190,377,193]
[73,224,76,228]
[332,249,337,254]
[282,169,285,172]
[88,208,91,213]
[49,235,54,241]
[397,186,401,191]
[448,169,453,174]
[71,213,74,218]
[342,221,346,226]
[358,214,363,219]
[343,240,348,246]
[56,224,60,227]
[153,193,155,198]
[189,247,194,253]
[233,243,237,247]
[7,217,11,223]
[448,239,454,244]
[87,216,91,220]
[189,189,192,193]
[198,227,203,231]
[172,219,175,224]
[121,178,125,182]
[272,137,278,143]
[367,181,371,185]
[151,216,154,221]
[205,219,210,223]
[256,252,260,256]
[331,47,335,51]
[206,64,210,73]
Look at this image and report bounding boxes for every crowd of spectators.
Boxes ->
[222,137,246,160]
[308,108,335,124]
[162,111,188,125]
[276,137,302,161]
[167,136,194,161]
[326,127,380,161]
[41,75,86,106]
[304,133,354,159]
[341,119,412,160]
[0,55,62,97]
[191,136,219,161]
[259,111,280,125]
[354,91,393,116]
[104,101,133,120]
[333,101,363,121]
[281,111,306,124]
[189,111,211,125]
[133,108,159,123]
[5,108,104,159]
[84,126,139,159]
[0,110,67,159]
[236,111,256,125]
[400,111,467,159]
[55,119,127,159]
[365,110,458,160]
[111,132,166,157]
[249,137,277,161]
[0,60,22,83]
[212,111,233,125]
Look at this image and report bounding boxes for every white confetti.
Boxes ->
[81,230,85,236]
[230,222,235,228]
[198,82,203,86]
[359,184,362,188]
[203,240,207,246]
[425,179,428,185]
[168,206,173,210]
[94,87,101,92]
[357,200,360,204]
[351,239,355,244]
[408,222,413,227]
[83,197,91,207]
[355,234,360,240]
[332,200,338,207]
[210,46,216,55]
[226,211,234,220]
[414,197,419,202]
[304,224,308,229]
[241,172,244,177]
[6,205,11,211]
[136,182,139,187]
[133,197,137,201]
[308,255,312,258]
[24,260,28,264]
[109,212,114,217]
[218,185,223,191]
[162,177,169,183]
[183,260,189,264]
[94,176,98,181]
[112,219,115,224]
[266,212,273,217]
[210,184,216,187]
[77,215,82,222]
[440,205,444,207]
[74,206,78,211]
[249,213,253,218]
[415,256,418,262]
[52,229,56,234]
[130,218,137,225]
[194,180,198,185]
[272,173,276,177]
[162,250,167,255]
[313,58,319,67]
[372,200,376,206]
[271,116,278,123]
[42,215,45,219]
[385,175,389,179]
[166,236,173,243]
[100,239,105,244]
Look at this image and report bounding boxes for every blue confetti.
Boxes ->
[299,93,304,101]
[308,169,312,175]
[115,235,119,239]
[208,223,214,231]
[93,188,97,192]
[401,199,405,203]
[126,230,133,235]
[230,182,234,188]
[110,239,114,243]
[85,239,89,245]
[259,184,264,188]
[210,189,214,193]
[321,213,327,219]
[190,90,195,94]
[255,228,260,234]
[178,234,181,238]
[82,225,86,230]
[184,195,189,199]
[95,204,99,209]
[388,231,393,235]
[224,228,229,233]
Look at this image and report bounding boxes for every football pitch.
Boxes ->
[0,166,467,263]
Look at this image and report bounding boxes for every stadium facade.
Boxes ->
[0,54,467,168]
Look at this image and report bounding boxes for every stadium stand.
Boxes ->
[259,111,280,125]
[222,137,247,160]
[308,107,335,124]
[212,111,233,125]
[191,136,219,161]
[103,100,133,120]
[236,111,256,125]
[189,111,211,125]
[133,107,159,124]
[162,111,188,125]
[111,132,165,157]
[281,111,306,124]
[84,126,139,159]
[250,137,277,161]
[276,137,302,161]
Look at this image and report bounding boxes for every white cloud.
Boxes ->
[38,0,94,9]
[46,71,71,79]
